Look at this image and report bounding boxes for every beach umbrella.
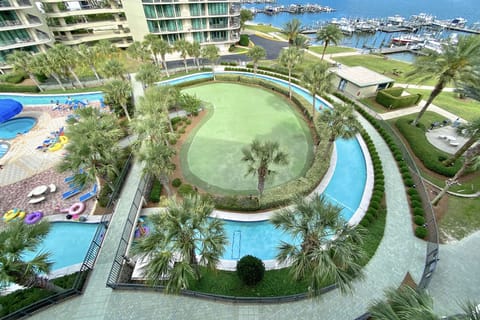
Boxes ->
[0,99,23,123]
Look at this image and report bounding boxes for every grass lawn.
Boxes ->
[181,82,313,194]
[406,89,480,122]
[245,24,281,33]
[309,46,357,55]
[440,196,480,241]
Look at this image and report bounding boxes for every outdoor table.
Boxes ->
[30,185,48,197]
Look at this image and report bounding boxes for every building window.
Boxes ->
[210,30,227,42]
[189,4,205,16]
[209,17,227,29]
[191,18,207,30]
[0,29,30,46]
[192,31,207,43]
[207,3,227,15]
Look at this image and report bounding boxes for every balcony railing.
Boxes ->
[0,19,22,27]
[0,0,11,8]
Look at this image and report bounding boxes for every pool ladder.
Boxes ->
[231,230,241,259]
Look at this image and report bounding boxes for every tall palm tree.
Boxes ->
[32,53,65,90]
[302,62,333,118]
[127,41,150,63]
[48,44,84,88]
[241,139,289,196]
[135,63,162,88]
[201,44,219,80]
[443,118,480,166]
[247,45,266,74]
[101,59,127,80]
[143,34,161,66]
[278,46,304,99]
[0,221,64,293]
[77,44,102,83]
[156,39,172,77]
[271,194,365,295]
[240,9,253,31]
[408,35,480,125]
[133,195,228,293]
[282,18,302,45]
[293,34,310,49]
[179,92,202,117]
[58,107,123,190]
[103,80,132,121]
[95,39,118,60]
[457,68,480,101]
[316,24,343,60]
[188,41,202,70]
[6,51,44,92]
[174,39,191,73]
[432,143,480,205]
[318,103,360,156]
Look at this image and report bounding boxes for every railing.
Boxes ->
[0,20,22,27]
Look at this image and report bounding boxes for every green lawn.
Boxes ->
[309,46,357,55]
[406,89,480,122]
[245,24,281,33]
[440,196,480,241]
[181,82,313,194]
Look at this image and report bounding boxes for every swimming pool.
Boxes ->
[22,222,101,272]
[0,92,104,106]
[0,117,37,139]
[0,142,8,159]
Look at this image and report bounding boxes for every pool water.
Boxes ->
[0,92,104,106]
[0,143,8,159]
[0,117,37,139]
[22,222,100,272]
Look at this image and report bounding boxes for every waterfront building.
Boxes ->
[0,0,53,72]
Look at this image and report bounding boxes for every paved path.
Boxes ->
[380,101,464,121]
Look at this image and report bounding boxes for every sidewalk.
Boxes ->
[380,101,465,122]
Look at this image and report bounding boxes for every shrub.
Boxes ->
[97,186,112,207]
[239,34,249,46]
[414,215,425,226]
[376,87,422,109]
[415,226,428,239]
[172,178,182,188]
[0,84,39,93]
[413,207,425,217]
[178,184,195,196]
[149,179,163,202]
[1,71,26,84]
[236,255,265,285]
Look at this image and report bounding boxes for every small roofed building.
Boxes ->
[331,66,394,99]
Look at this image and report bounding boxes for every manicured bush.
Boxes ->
[415,226,428,239]
[239,34,249,46]
[404,178,415,187]
[178,183,195,196]
[414,215,425,226]
[172,178,182,188]
[413,207,425,217]
[0,83,39,93]
[149,179,163,202]
[237,255,265,285]
[1,71,26,84]
[376,87,422,109]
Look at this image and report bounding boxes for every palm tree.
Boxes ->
[302,62,333,118]
[103,80,132,121]
[77,44,103,83]
[278,46,304,99]
[0,221,64,293]
[95,39,118,60]
[127,41,150,63]
[241,139,289,196]
[101,59,127,80]
[188,41,202,71]
[48,44,84,88]
[156,39,172,77]
[318,103,361,156]
[282,18,302,45]
[432,143,480,205]
[58,107,123,190]
[143,34,161,65]
[293,34,310,49]
[179,92,202,117]
[443,118,480,166]
[271,194,365,295]
[240,9,253,31]
[316,24,343,60]
[135,63,162,88]
[369,286,438,320]
[247,45,266,74]
[457,68,480,101]
[408,35,480,125]
[174,39,191,73]
[132,195,228,292]
[6,51,44,92]
[201,44,220,80]
[32,53,65,90]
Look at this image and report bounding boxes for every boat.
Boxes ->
[391,35,424,45]
[450,17,467,28]
[387,15,405,25]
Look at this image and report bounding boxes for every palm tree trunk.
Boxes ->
[90,65,102,83]
[190,248,200,280]
[68,67,84,88]
[51,73,66,91]
[20,274,65,293]
[288,70,292,99]
[121,103,131,122]
[196,58,201,70]
[151,50,158,65]
[183,58,188,73]
[254,63,257,74]
[28,73,44,92]
[162,60,170,77]
[321,41,328,61]
[412,81,445,126]
[160,175,172,196]
[443,136,477,167]
[431,164,467,205]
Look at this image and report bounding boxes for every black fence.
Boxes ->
[1,155,133,320]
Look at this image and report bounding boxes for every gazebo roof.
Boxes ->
[0,99,23,123]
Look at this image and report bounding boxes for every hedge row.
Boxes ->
[245,63,300,79]
[334,92,429,239]
[0,83,39,93]
[376,87,422,109]
[394,117,461,177]
[223,67,301,86]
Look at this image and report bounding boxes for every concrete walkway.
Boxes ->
[380,100,464,121]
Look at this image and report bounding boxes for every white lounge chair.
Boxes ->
[450,142,460,147]
[49,184,57,193]
[28,196,45,204]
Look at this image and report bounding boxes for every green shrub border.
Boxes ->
[375,87,422,109]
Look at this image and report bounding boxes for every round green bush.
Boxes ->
[407,188,418,196]
[239,34,249,46]
[172,178,182,188]
[411,200,422,208]
[413,207,425,217]
[414,215,425,226]
[410,194,421,203]
[178,184,195,196]
[404,178,415,187]
[415,226,428,239]
[237,255,265,285]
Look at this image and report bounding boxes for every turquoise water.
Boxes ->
[0,143,8,159]
[0,92,104,106]
[22,222,100,272]
[161,72,367,261]
[0,117,36,139]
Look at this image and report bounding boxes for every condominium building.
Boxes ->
[123,0,241,51]
[0,0,53,69]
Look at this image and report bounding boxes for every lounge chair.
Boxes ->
[62,186,83,200]
[79,183,98,202]
[64,169,84,183]
[49,184,57,193]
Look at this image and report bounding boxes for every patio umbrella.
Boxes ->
[0,99,23,123]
